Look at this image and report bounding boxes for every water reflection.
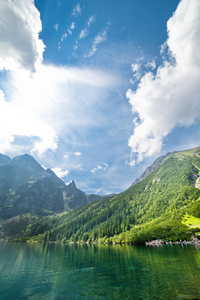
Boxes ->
[0,242,200,299]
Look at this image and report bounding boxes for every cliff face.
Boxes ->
[62,181,103,210]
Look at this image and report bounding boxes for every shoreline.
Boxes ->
[145,237,200,247]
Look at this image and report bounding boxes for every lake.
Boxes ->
[0,242,200,299]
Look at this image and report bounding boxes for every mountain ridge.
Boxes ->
[1,146,200,243]
[19,146,200,243]
[0,153,104,219]
[133,151,175,185]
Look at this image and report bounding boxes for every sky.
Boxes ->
[0,0,200,195]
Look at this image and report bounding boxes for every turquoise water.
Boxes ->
[0,242,200,299]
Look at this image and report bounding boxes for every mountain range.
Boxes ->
[0,154,102,219]
[1,147,200,243]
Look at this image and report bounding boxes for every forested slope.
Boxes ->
[2,147,200,243]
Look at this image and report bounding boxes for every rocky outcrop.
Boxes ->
[133,152,175,185]
[195,176,200,189]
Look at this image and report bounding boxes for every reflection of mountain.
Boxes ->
[0,154,102,219]
[0,243,200,299]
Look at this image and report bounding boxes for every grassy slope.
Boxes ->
[2,147,200,243]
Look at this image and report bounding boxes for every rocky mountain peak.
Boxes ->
[10,154,42,168]
[0,153,103,218]
[68,180,76,188]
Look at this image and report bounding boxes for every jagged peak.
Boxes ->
[66,180,76,188]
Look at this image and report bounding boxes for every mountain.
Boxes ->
[133,151,175,185]
[63,180,102,210]
[7,146,199,244]
[0,154,103,219]
[0,154,11,166]
[1,147,200,243]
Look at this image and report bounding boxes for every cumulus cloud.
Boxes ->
[74,152,82,156]
[52,167,69,179]
[90,163,109,174]
[130,63,142,84]
[85,22,110,58]
[0,64,118,156]
[127,0,200,164]
[131,63,140,73]
[0,0,45,72]
[145,60,156,70]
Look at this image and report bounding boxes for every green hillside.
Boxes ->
[2,147,200,243]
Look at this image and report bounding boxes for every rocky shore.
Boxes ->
[145,236,200,246]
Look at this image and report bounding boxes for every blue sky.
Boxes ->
[0,0,200,194]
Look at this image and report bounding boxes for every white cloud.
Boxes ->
[70,22,76,30]
[79,29,88,40]
[127,0,200,164]
[67,29,72,35]
[131,63,140,72]
[0,0,45,73]
[74,152,82,156]
[59,22,76,46]
[0,64,118,156]
[60,33,67,42]
[71,4,81,17]
[52,167,69,179]
[85,23,110,58]
[130,63,142,84]
[79,15,96,39]
[54,24,59,31]
[0,74,57,155]
[73,16,96,54]
[90,163,109,174]
[66,180,73,186]
[145,60,156,70]
[86,31,107,57]
[87,16,96,27]
[0,0,50,157]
